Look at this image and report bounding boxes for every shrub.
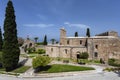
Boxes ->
[27,47,36,54]
[103,67,112,72]
[32,56,51,69]
[36,42,44,45]
[80,52,89,59]
[37,49,46,54]
[108,58,120,67]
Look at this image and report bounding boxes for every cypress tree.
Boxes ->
[2,0,20,71]
[43,35,47,45]
[75,32,78,37]
[86,28,90,37]
[0,27,3,51]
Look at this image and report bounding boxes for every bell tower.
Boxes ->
[60,27,66,45]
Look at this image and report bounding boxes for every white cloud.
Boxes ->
[64,22,90,29]
[23,24,54,28]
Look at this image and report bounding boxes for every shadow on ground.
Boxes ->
[34,65,51,73]
[114,71,120,77]
[19,58,28,66]
[112,67,120,77]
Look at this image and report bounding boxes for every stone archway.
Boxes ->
[29,43,32,48]
[76,51,80,59]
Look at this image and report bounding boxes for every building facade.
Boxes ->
[46,28,120,61]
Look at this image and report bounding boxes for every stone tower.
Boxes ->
[60,28,66,45]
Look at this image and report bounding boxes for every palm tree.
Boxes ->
[50,38,56,44]
[34,37,38,43]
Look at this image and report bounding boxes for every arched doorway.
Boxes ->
[76,51,80,59]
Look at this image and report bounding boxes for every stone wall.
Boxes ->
[46,45,87,59]
[46,28,120,61]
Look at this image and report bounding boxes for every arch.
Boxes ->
[76,51,80,54]
[67,40,69,45]
[29,43,32,48]
[76,51,81,59]
[24,45,27,52]
[80,40,82,44]
[51,48,53,52]
[65,49,68,54]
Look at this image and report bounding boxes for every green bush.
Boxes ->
[37,49,46,54]
[27,47,36,54]
[36,42,44,45]
[80,52,89,59]
[32,56,51,69]
[103,67,112,72]
[108,58,120,67]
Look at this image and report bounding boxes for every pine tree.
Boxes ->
[43,35,47,45]
[0,27,3,51]
[2,0,20,71]
[50,38,56,44]
[86,28,90,37]
[75,32,78,37]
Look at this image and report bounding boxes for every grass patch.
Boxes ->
[0,66,31,75]
[0,51,2,63]
[36,64,95,73]
[28,54,39,58]
[0,67,5,71]
[12,66,31,73]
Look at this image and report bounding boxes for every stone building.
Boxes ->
[20,38,35,54]
[46,28,120,61]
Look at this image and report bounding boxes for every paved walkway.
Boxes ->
[0,71,119,80]
[17,58,120,80]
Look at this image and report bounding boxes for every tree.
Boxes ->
[0,27,3,51]
[32,56,51,69]
[86,28,90,37]
[2,0,20,71]
[34,37,38,43]
[75,32,78,37]
[50,38,56,44]
[43,35,47,45]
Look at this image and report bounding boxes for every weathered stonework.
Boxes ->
[46,28,120,61]
[20,38,35,54]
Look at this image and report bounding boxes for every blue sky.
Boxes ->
[0,0,120,41]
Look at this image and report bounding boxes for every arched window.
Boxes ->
[94,52,98,57]
[95,45,98,49]
[65,49,67,54]
[67,40,69,45]
[80,40,82,44]
[29,43,32,48]
[51,48,53,52]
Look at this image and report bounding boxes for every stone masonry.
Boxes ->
[46,28,120,61]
